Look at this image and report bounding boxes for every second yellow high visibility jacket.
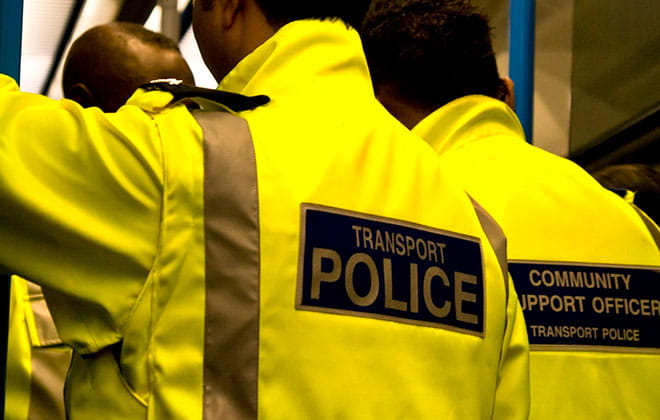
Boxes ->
[413,94,660,420]
[1,22,528,419]
[5,277,70,420]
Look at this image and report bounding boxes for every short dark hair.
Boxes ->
[254,0,371,28]
[361,0,507,110]
[198,0,370,28]
[62,22,183,91]
[62,22,193,112]
[107,21,181,51]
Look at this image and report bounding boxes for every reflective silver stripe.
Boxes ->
[27,282,63,346]
[467,195,511,409]
[194,111,260,419]
[28,347,71,420]
[24,281,71,419]
[631,204,660,250]
[468,196,509,297]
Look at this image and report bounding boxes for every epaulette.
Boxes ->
[606,187,630,199]
[140,79,270,112]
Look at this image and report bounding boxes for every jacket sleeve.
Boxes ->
[0,74,163,353]
[493,274,531,420]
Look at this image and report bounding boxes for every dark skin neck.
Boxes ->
[376,78,517,130]
[375,84,436,130]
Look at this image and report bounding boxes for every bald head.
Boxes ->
[62,22,195,112]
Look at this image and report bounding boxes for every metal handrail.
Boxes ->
[509,0,536,144]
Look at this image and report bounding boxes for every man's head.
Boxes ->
[192,0,371,83]
[361,0,513,128]
[592,163,660,224]
[62,22,195,112]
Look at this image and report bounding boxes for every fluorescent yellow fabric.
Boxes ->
[413,95,660,420]
[5,277,70,420]
[220,21,528,419]
[0,75,204,419]
[1,22,528,419]
[5,277,31,420]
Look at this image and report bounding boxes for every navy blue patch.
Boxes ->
[297,204,485,335]
[510,261,660,352]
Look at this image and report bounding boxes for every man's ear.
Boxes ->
[220,0,244,28]
[64,83,96,109]
[501,77,515,110]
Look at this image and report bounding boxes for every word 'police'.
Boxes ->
[311,247,479,324]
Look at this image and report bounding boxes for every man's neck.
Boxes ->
[375,85,433,130]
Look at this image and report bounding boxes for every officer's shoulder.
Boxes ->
[139,79,270,112]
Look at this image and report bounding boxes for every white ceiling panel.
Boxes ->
[46,0,124,98]
[20,0,76,93]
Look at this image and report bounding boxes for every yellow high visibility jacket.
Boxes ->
[413,95,660,420]
[5,277,70,420]
[1,22,528,419]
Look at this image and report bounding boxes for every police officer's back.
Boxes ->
[4,22,195,420]
[361,1,660,419]
[1,1,528,418]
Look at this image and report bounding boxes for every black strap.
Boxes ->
[605,187,630,198]
[140,80,270,112]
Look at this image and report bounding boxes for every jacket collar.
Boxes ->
[218,19,372,99]
[412,95,525,155]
